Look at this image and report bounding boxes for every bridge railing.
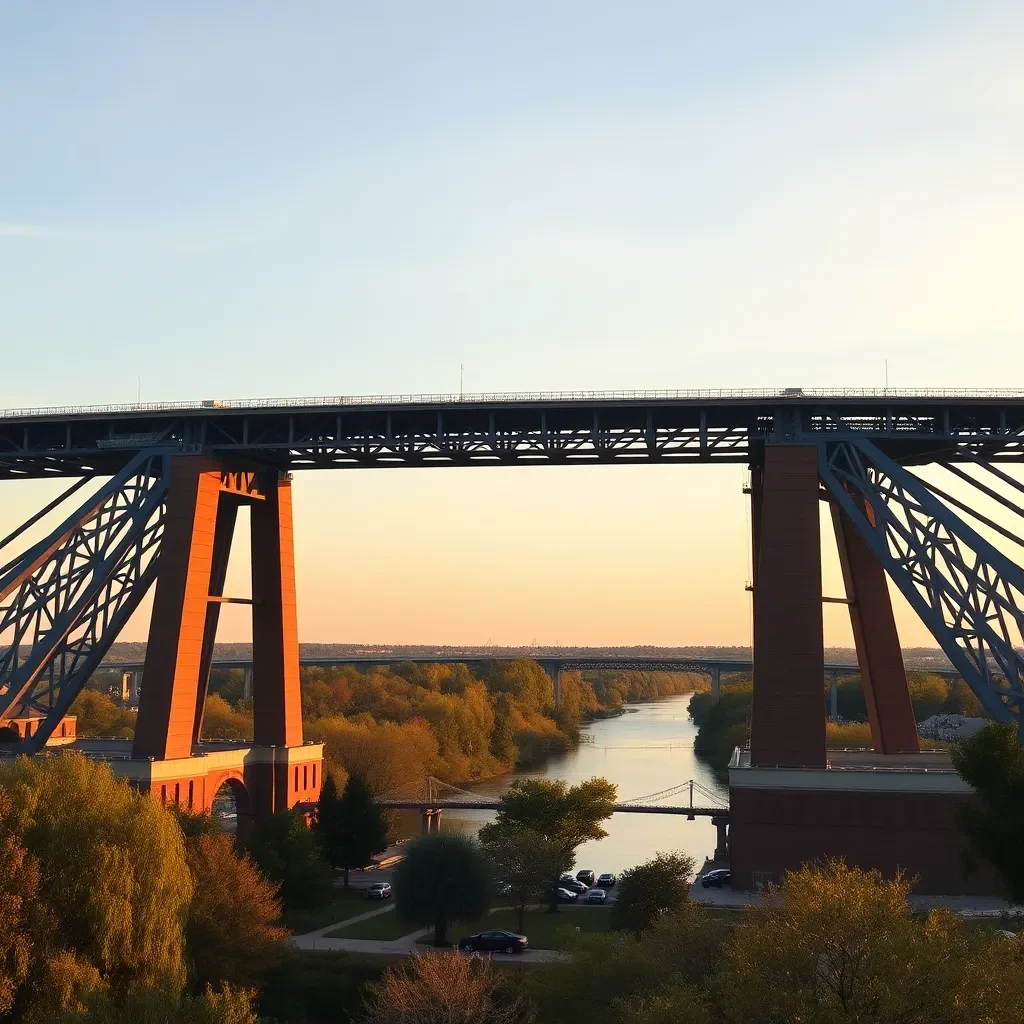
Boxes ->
[5,387,1024,421]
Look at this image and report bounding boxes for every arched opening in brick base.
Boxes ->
[211,776,254,844]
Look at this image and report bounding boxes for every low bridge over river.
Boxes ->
[375,776,731,858]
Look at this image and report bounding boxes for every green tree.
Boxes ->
[951,721,1024,900]
[609,983,709,1024]
[0,753,193,1011]
[183,830,287,991]
[317,773,389,887]
[246,808,333,912]
[611,852,695,937]
[480,826,564,934]
[479,777,616,912]
[392,832,490,946]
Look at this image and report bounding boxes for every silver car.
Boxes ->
[365,882,392,899]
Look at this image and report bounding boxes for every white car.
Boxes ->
[365,882,392,899]
[585,888,607,904]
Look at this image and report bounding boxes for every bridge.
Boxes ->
[375,776,731,858]
[100,652,964,711]
[1,387,1023,893]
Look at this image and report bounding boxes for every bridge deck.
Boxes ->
[2,389,1023,477]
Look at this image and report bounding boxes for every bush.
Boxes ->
[246,809,333,912]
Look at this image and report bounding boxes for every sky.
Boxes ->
[1,2,1022,647]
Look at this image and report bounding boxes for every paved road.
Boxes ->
[690,881,1023,918]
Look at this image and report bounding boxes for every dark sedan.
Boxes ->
[700,869,731,889]
[459,929,529,954]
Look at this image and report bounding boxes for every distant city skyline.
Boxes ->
[2,2,1021,649]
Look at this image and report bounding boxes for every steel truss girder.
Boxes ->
[0,450,169,750]
[819,438,1024,733]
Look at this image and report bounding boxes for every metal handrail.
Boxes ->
[4,387,1024,421]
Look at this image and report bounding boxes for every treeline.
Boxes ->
[72,662,706,790]
[690,672,982,777]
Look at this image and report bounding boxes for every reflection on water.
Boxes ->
[435,693,727,874]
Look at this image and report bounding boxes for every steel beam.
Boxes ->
[819,438,1024,734]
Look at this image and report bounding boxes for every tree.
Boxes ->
[480,826,564,934]
[611,852,695,937]
[0,791,38,1015]
[479,777,616,912]
[48,983,258,1023]
[245,808,333,912]
[720,858,1024,1024]
[360,951,531,1024]
[392,832,490,946]
[183,830,288,990]
[951,721,1024,900]
[317,773,389,887]
[0,752,193,1007]
[608,983,709,1024]
[68,690,137,738]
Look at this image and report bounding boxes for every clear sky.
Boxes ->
[2,2,1022,647]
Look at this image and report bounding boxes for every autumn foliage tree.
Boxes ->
[0,791,38,1016]
[361,951,532,1024]
[721,858,1024,1024]
[0,754,194,1018]
[182,828,288,991]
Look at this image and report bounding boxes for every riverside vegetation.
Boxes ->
[73,661,707,791]
[689,671,982,779]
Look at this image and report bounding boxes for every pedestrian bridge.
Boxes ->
[375,775,729,817]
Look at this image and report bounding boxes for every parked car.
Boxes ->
[700,869,731,889]
[597,872,617,888]
[576,869,596,887]
[459,929,528,954]
[365,882,392,899]
[556,887,579,903]
[559,875,587,894]
[585,888,607,904]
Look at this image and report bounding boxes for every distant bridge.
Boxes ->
[102,652,964,712]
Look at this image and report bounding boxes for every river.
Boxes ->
[439,693,728,874]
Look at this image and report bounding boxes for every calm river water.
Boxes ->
[441,693,727,874]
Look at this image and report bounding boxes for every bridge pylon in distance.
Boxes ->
[737,423,1024,896]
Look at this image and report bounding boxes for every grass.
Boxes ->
[282,886,382,934]
[470,906,613,950]
[325,905,417,941]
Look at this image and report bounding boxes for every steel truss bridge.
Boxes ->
[375,776,729,817]
[1,388,1023,752]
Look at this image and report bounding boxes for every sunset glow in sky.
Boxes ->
[2,2,1022,647]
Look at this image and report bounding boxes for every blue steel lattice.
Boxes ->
[0,451,169,750]
[819,438,1024,734]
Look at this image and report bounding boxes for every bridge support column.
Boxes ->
[421,808,442,834]
[712,815,729,862]
[541,661,562,707]
[829,670,839,721]
[831,499,919,753]
[709,666,721,703]
[750,445,826,768]
[130,459,315,820]
[242,667,253,701]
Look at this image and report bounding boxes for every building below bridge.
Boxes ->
[728,747,996,895]
[0,726,323,842]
